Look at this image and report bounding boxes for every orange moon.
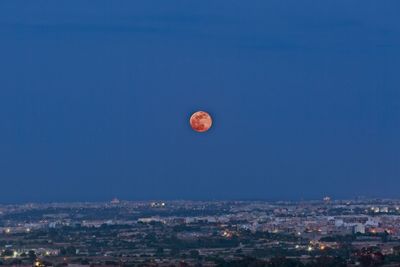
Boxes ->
[190,111,212,132]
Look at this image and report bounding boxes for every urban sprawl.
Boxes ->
[1,198,400,266]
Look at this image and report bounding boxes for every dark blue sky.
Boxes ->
[0,1,399,203]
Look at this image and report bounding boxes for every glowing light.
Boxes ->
[190,111,213,132]
[222,230,233,238]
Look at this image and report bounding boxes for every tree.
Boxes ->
[156,247,164,256]
[28,250,36,261]
[1,249,14,257]
[306,257,346,267]
[269,257,304,267]
[189,250,200,259]
[170,247,180,256]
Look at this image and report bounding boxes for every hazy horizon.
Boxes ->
[0,195,396,206]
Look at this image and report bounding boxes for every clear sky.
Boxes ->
[0,1,399,203]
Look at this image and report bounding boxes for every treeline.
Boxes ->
[216,256,347,267]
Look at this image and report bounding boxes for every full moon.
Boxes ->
[190,111,213,132]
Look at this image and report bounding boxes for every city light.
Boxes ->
[1,199,400,265]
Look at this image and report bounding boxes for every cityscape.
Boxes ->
[1,198,400,266]
[1,1,400,267]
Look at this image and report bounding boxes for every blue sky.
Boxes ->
[0,1,399,202]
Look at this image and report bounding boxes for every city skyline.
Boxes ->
[1,198,400,266]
